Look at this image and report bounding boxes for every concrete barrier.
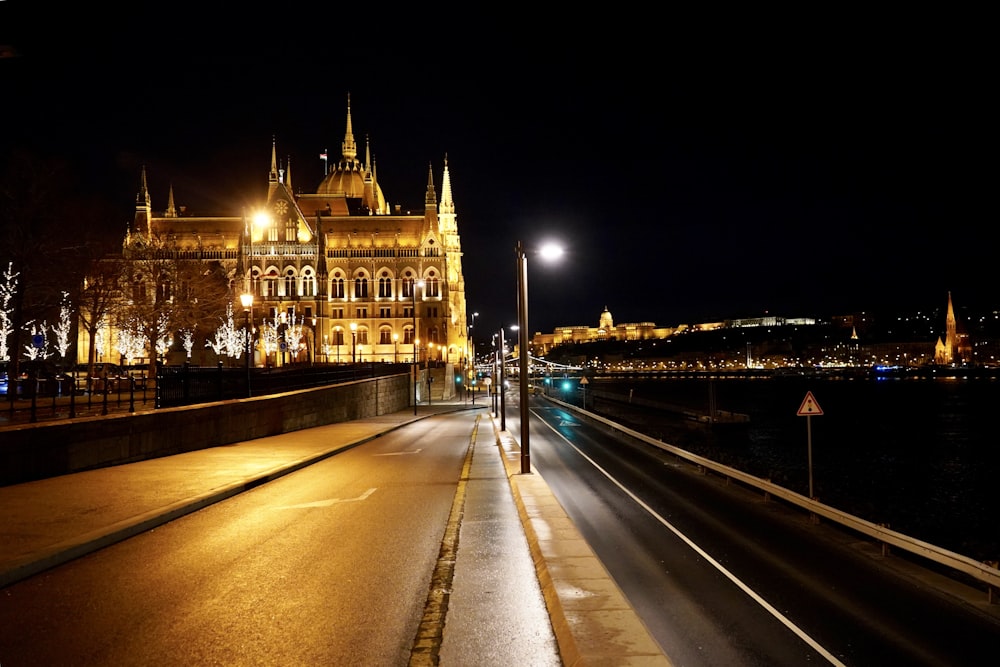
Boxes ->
[0,374,410,486]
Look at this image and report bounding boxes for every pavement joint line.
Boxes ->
[408,414,479,665]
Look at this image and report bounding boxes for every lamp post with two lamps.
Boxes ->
[516,241,563,475]
[468,311,478,404]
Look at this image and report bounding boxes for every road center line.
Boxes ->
[274,487,377,509]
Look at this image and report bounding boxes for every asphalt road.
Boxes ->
[512,395,1000,666]
[0,412,481,665]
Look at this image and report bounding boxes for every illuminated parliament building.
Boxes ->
[94,97,470,372]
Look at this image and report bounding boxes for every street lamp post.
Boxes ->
[240,293,254,398]
[411,278,424,415]
[499,326,506,431]
[516,240,562,475]
[334,326,342,364]
[311,316,317,365]
[468,311,478,404]
[350,322,357,363]
[427,342,434,406]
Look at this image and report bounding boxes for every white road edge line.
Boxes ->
[539,417,846,667]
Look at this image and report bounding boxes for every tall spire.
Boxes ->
[439,154,455,216]
[425,162,437,206]
[342,93,357,162]
[285,155,293,192]
[132,165,152,238]
[165,182,177,218]
[269,136,279,184]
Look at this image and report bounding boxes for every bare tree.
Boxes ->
[116,236,231,376]
[78,255,126,375]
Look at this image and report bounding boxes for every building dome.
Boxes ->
[316,95,388,214]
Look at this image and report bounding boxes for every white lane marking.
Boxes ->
[539,418,846,667]
[374,449,423,456]
[275,488,377,509]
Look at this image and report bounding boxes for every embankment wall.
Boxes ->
[0,374,410,486]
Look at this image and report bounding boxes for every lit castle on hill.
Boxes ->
[531,293,985,371]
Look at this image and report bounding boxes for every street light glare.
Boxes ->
[539,244,563,261]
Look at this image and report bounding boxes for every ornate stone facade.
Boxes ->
[86,97,468,369]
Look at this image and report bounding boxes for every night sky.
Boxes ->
[1,7,993,339]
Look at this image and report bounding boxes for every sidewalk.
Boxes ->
[0,401,669,665]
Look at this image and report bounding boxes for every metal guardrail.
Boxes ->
[542,394,1000,599]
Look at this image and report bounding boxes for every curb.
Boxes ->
[490,416,672,666]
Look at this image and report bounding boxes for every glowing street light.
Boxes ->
[240,292,254,398]
[516,240,563,474]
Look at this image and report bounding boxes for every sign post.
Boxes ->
[797,391,824,499]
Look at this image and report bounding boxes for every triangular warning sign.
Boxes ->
[797,391,824,416]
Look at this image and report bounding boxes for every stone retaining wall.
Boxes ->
[0,374,411,486]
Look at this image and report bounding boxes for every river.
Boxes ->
[558,374,1000,564]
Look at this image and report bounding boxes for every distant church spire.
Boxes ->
[165,182,177,218]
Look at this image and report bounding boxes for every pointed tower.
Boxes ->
[165,183,177,218]
[423,162,439,235]
[316,95,387,213]
[132,166,152,241]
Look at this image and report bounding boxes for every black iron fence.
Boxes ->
[155,362,412,408]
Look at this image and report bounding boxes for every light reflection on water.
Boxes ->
[577,376,1000,562]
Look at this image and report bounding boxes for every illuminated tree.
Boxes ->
[0,262,18,361]
[22,320,50,360]
[53,292,73,362]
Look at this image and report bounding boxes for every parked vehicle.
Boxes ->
[16,360,74,396]
[0,361,8,396]
[76,362,130,393]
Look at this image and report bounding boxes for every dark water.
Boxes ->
[573,376,1000,563]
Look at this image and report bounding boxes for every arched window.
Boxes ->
[284,268,297,297]
[354,276,369,298]
[426,276,439,297]
[378,275,392,298]
[332,328,345,345]
[302,269,315,297]
[402,277,414,298]
[357,327,369,345]
[379,327,393,344]
[332,277,345,299]
[403,325,414,345]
